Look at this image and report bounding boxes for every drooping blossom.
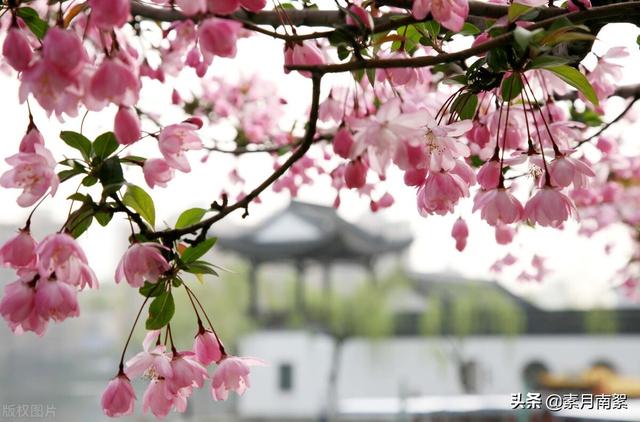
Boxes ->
[548,155,595,188]
[158,122,203,173]
[211,356,264,401]
[3,27,33,72]
[36,233,97,289]
[524,187,576,227]
[495,222,516,245]
[239,0,267,12]
[333,127,355,159]
[0,276,36,331]
[126,330,173,379]
[88,59,140,108]
[89,0,130,30]
[350,99,428,174]
[142,378,187,419]
[344,159,368,189]
[198,18,243,61]
[0,143,59,207]
[115,243,171,288]
[473,188,524,226]
[417,170,470,216]
[451,218,468,252]
[284,41,326,78]
[101,374,136,417]
[194,329,223,365]
[34,278,79,322]
[166,353,209,394]
[0,230,37,269]
[143,158,175,188]
[422,118,472,172]
[114,107,141,145]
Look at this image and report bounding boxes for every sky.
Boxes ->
[0,17,639,310]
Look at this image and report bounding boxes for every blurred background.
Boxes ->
[2,199,640,422]
[1,10,640,422]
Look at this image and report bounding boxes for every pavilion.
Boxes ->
[217,201,413,317]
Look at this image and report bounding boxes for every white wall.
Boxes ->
[238,331,640,418]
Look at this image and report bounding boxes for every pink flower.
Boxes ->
[101,374,136,417]
[3,27,33,71]
[114,107,141,145]
[18,60,82,118]
[194,330,223,365]
[477,160,501,190]
[115,243,171,288]
[404,168,428,187]
[34,279,79,322]
[524,187,576,227]
[473,189,524,226]
[143,158,175,188]
[495,223,516,245]
[176,0,207,15]
[333,127,354,159]
[422,119,472,172]
[412,0,431,20]
[126,331,173,379]
[89,59,140,108]
[89,0,130,29]
[166,353,208,394]
[417,171,470,216]
[158,122,203,173]
[0,230,37,269]
[42,28,86,77]
[0,145,59,207]
[0,277,36,327]
[36,233,89,278]
[431,0,469,32]
[206,0,240,14]
[142,378,177,419]
[19,129,45,153]
[548,155,595,188]
[198,18,242,61]
[211,356,264,401]
[451,218,468,252]
[284,41,326,78]
[346,5,374,29]
[240,0,266,12]
[344,159,367,189]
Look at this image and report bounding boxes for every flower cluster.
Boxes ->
[0,232,98,335]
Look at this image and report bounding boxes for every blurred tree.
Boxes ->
[584,309,619,335]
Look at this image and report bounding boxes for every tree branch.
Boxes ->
[287,2,640,74]
[147,73,323,241]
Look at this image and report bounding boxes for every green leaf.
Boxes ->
[121,156,147,166]
[58,167,85,183]
[181,237,217,264]
[139,281,165,298]
[513,26,533,51]
[60,131,92,161]
[501,73,524,101]
[459,22,480,36]
[451,93,478,120]
[93,132,119,160]
[145,290,175,330]
[82,175,98,187]
[67,205,94,238]
[94,210,113,226]
[175,208,207,229]
[123,184,156,227]
[527,55,572,70]
[546,65,599,106]
[97,156,125,194]
[184,260,219,277]
[422,21,441,38]
[508,3,532,22]
[16,7,49,39]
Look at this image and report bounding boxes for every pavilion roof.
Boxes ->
[217,201,412,263]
